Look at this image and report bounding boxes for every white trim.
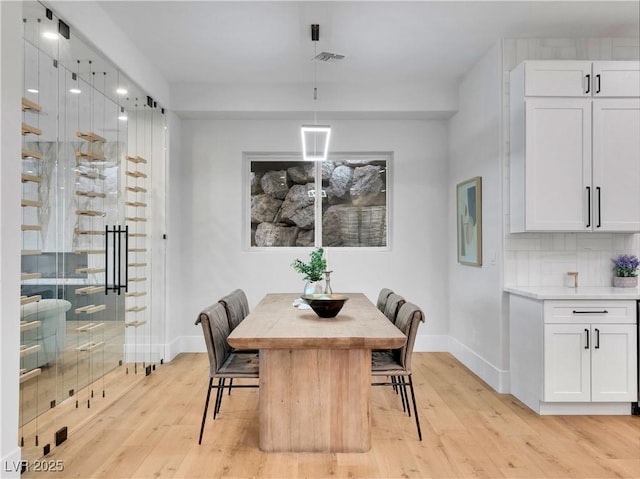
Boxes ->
[447,336,511,393]
[538,402,632,415]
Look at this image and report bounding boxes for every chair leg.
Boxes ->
[399,376,410,417]
[213,378,225,419]
[228,378,234,395]
[407,376,422,441]
[398,376,409,415]
[198,378,213,445]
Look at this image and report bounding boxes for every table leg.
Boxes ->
[259,348,371,453]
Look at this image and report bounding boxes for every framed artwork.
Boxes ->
[456,176,482,266]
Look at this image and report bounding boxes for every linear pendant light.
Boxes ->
[301,24,331,161]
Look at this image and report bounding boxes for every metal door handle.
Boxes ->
[595,74,601,94]
[585,74,591,94]
[586,186,591,228]
[594,328,600,349]
[596,186,602,228]
[584,329,589,349]
[573,310,608,314]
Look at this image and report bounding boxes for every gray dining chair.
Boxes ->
[383,293,405,324]
[195,302,259,444]
[376,288,394,312]
[218,288,250,331]
[372,301,425,440]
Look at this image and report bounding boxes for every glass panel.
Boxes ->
[322,155,389,247]
[250,159,316,247]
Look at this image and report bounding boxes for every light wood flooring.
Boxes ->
[22,352,640,479]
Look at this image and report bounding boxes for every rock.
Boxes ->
[251,194,283,224]
[350,165,385,206]
[280,184,315,230]
[254,222,299,247]
[261,170,289,199]
[321,161,336,182]
[251,171,264,195]
[287,164,314,184]
[327,165,353,204]
[296,229,315,247]
[322,206,344,246]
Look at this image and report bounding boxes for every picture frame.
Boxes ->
[456,176,482,266]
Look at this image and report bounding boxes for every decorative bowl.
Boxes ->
[300,294,349,318]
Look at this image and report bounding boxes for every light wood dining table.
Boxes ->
[227,293,406,453]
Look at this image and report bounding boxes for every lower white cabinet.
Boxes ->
[544,323,637,402]
[510,296,638,414]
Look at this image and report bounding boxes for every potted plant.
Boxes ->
[611,254,639,288]
[291,247,327,295]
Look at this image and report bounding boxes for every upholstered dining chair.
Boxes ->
[383,293,405,324]
[195,302,259,444]
[218,288,250,331]
[372,301,425,440]
[376,288,394,312]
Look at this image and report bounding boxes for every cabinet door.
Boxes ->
[593,61,640,97]
[525,98,591,231]
[592,99,640,231]
[524,61,592,97]
[544,324,591,402]
[591,324,638,402]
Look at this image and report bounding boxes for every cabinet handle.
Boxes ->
[595,74,601,94]
[596,187,602,228]
[573,310,608,314]
[594,328,600,349]
[585,74,591,94]
[584,328,589,349]
[586,186,591,228]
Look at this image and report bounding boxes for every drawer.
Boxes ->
[544,300,637,324]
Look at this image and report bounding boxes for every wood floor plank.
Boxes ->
[20,352,640,479]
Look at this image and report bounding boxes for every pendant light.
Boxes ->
[301,24,331,161]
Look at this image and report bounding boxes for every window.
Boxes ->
[247,153,390,248]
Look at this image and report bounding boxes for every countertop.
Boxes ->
[504,285,640,300]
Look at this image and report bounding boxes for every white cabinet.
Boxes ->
[510,60,640,232]
[522,60,640,97]
[510,296,638,415]
[544,323,637,402]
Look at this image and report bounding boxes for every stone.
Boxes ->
[350,165,385,206]
[251,194,283,224]
[280,184,315,230]
[251,171,264,195]
[321,161,336,182]
[296,229,315,247]
[261,170,290,199]
[287,164,315,184]
[327,165,353,204]
[255,222,299,247]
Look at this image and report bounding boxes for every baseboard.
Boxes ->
[447,337,510,394]
[1,446,22,479]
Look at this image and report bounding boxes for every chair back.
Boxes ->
[392,302,425,372]
[383,293,405,324]
[376,288,394,312]
[195,303,232,376]
[218,289,250,331]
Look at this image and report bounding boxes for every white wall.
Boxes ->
[174,119,450,350]
[448,42,507,392]
[1,2,24,476]
[502,38,640,287]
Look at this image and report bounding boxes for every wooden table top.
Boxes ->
[227,293,406,350]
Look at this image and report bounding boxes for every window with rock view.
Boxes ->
[249,154,389,248]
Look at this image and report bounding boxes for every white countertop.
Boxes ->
[505,285,640,300]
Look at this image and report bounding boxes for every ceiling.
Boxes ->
[96,0,639,89]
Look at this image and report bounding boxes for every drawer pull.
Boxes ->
[572,310,608,314]
[594,328,600,349]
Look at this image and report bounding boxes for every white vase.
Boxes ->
[613,276,638,288]
[303,281,323,296]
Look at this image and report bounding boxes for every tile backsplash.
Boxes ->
[502,37,640,287]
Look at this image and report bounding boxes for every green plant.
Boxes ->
[291,247,327,282]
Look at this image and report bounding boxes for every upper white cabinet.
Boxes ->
[510,60,640,232]
[523,60,640,97]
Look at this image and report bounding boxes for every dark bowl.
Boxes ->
[301,294,349,318]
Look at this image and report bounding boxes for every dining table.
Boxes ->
[227,292,406,453]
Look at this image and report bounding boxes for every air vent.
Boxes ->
[314,51,344,62]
